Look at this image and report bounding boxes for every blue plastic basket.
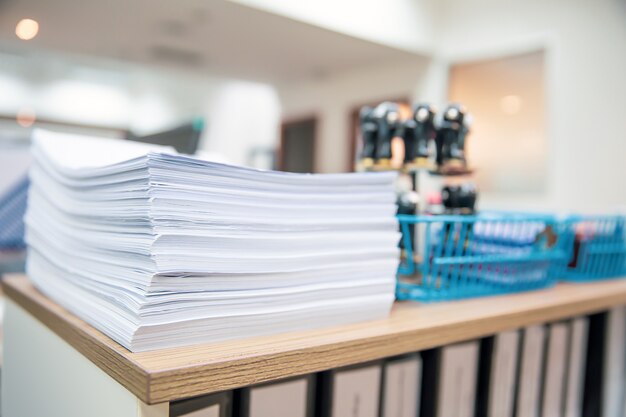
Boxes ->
[396,213,569,302]
[0,175,29,250]
[562,215,626,281]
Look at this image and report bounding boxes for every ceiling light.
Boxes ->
[16,18,39,40]
[16,108,36,127]
[500,95,522,115]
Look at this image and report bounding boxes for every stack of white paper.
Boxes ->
[25,130,400,352]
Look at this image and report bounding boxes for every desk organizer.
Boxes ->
[396,213,569,302]
[562,215,626,281]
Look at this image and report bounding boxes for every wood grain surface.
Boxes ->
[4,274,626,404]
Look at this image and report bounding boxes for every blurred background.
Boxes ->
[0,0,625,213]
[1,0,625,398]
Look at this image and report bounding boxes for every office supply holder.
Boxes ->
[562,214,626,282]
[396,213,569,302]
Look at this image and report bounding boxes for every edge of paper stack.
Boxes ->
[25,129,400,352]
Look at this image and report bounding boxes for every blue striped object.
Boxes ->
[0,175,29,249]
[396,213,568,302]
[562,215,626,281]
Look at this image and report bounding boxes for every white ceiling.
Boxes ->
[0,0,426,83]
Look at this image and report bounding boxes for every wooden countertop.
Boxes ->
[4,274,626,404]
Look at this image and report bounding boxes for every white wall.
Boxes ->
[0,51,282,167]
[3,0,624,213]
[277,57,429,173]
[227,0,437,54]
[0,52,221,135]
[449,52,547,196]
[200,81,281,167]
[430,0,626,212]
[276,0,626,212]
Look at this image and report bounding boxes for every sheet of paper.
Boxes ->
[564,317,589,417]
[249,379,309,417]
[26,130,400,351]
[515,325,546,417]
[332,365,382,417]
[437,341,479,417]
[541,323,568,417]
[488,330,520,417]
[382,355,421,417]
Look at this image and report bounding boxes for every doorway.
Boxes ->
[279,117,317,173]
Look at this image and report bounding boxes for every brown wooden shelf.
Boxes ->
[4,274,626,404]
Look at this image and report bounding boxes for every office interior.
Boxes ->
[0,0,625,417]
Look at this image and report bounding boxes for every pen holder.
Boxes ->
[561,215,626,282]
[396,213,568,302]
